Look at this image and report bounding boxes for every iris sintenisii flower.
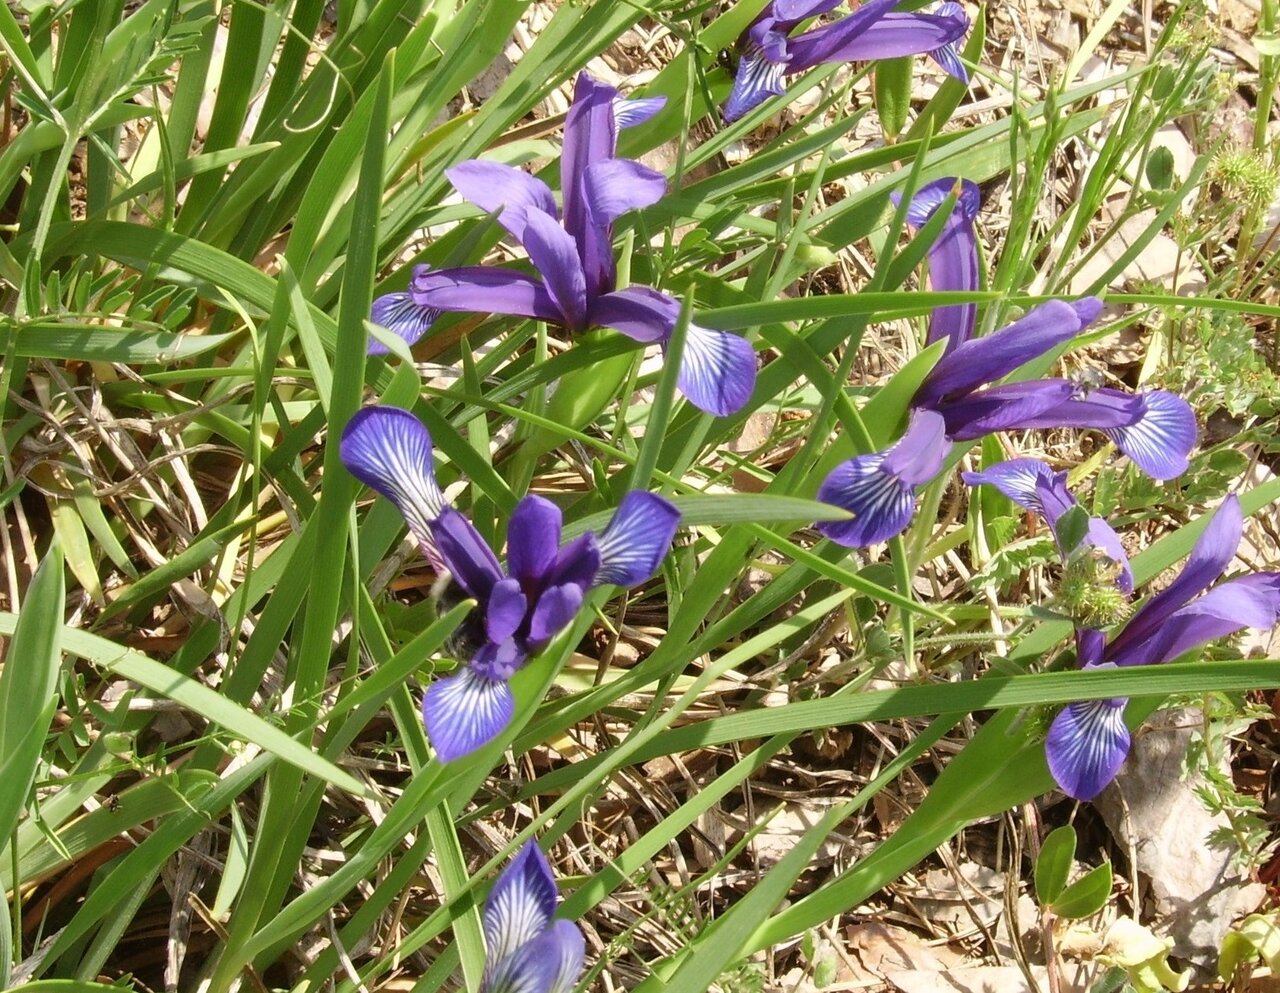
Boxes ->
[375,72,756,417]
[340,405,680,761]
[480,842,584,993]
[723,0,971,122]
[961,481,1280,801]
[815,178,1197,548]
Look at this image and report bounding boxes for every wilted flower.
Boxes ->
[386,72,756,416]
[341,405,680,761]
[1042,494,1280,800]
[723,0,970,122]
[481,842,584,993]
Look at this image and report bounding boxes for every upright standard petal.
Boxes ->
[340,406,447,565]
[520,209,590,330]
[484,920,585,993]
[446,160,558,242]
[900,177,981,347]
[916,299,1097,406]
[1117,574,1280,667]
[1045,696,1131,801]
[431,508,506,601]
[594,491,681,587]
[486,577,529,646]
[1099,389,1197,481]
[723,48,789,122]
[562,72,620,297]
[1106,494,1243,664]
[423,664,516,762]
[484,842,557,971]
[506,495,564,585]
[410,266,564,324]
[817,410,949,547]
[369,292,438,355]
[581,159,667,229]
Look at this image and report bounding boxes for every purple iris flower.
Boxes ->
[723,0,971,123]
[368,292,440,357]
[339,405,680,762]
[892,177,982,349]
[963,458,1133,594]
[1040,494,1280,800]
[481,842,584,993]
[382,72,755,417]
[817,281,1197,547]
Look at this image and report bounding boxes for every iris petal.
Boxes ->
[899,178,981,347]
[527,583,585,646]
[809,9,968,64]
[431,509,505,601]
[423,665,516,762]
[595,491,681,587]
[677,323,757,416]
[410,266,563,324]
[962,458,1056,513]
[369,292,438,355]
[816,451,918,547]
[1100,389,1197,480]
[487,577,529,645]
[483,842,557,971]
[340,406,447,566]
[445,160,558,241]
[1045,697,1131,801]
[520,209,589,330]
[588,285,677,344]
[485,919,585,993]
[581,159,667,228]
[507,495,564,585]
[613,95,666,129]
[723,49,788,122]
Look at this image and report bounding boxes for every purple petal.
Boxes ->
[410,266,563,324]
[445,160,557,241]
[486,577,529,645]
[471,638,527,682]
[901,178,981,348]
[1111,572,1280,667]
[588,285,677,344]
[582,159,667,228]
[340,406,447,566]
[1100,389,1197,481]
[816,451,917,547]
[723,49,788,123]
[879,409,950,486]
[520,209,588,330]
[1107,495,1244,664]
[1077,628,1106,667]
[423,665,515,763]
[527,583,585,646]
[507,495,563,585]
[1046,696,1131,801]
[484,842,557,970]
[803,7,969,64]
[485,919,585,993]
[962,458,1058,514]
[917,299,1097,406]
[547,532,601,591]
[936,380,1078,438]
[930,38,969,82]
[562,72,619,297]
[773,0,844,23]
[594,491,681,587]
[677,323,757,416]
[784,0,908,70]
[430,508,505,601]
[368,292,438,355]
[614,95,666,129]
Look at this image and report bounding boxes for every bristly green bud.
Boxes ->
[1211,149,1278,212]
[1053,548,1133,629]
